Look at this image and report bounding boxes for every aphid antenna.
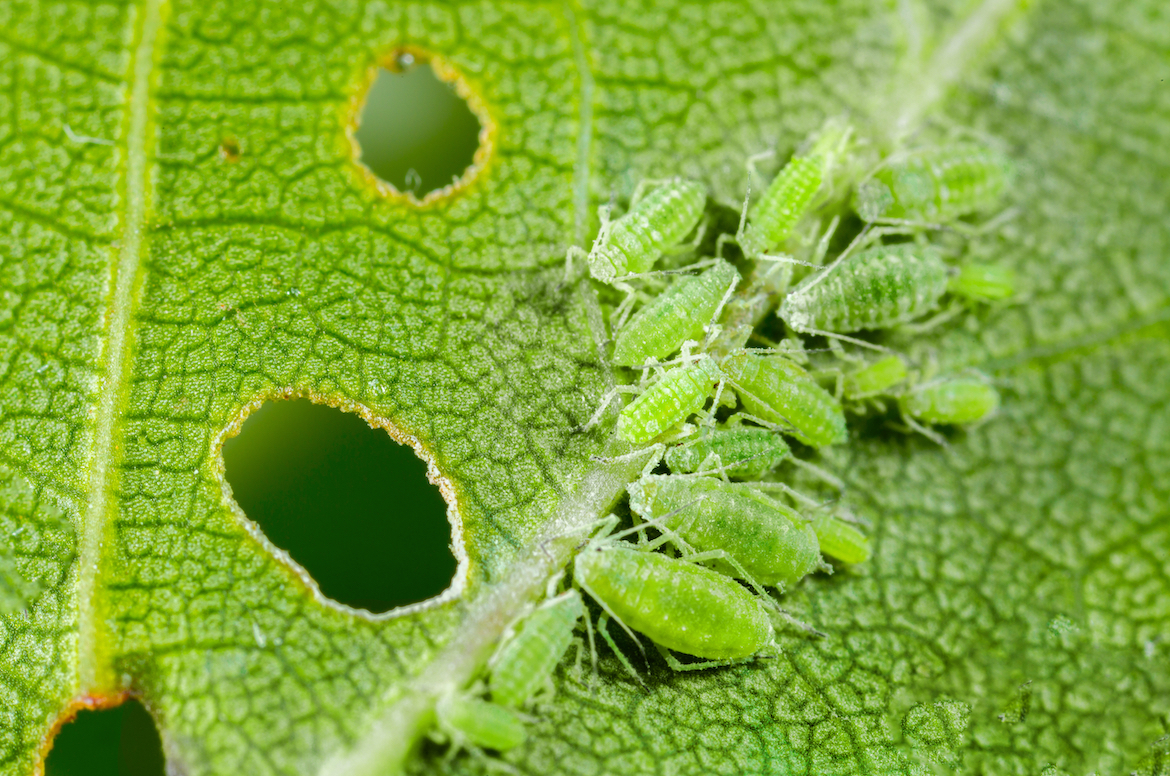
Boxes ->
[608,495,710,547]
[618,258,720,282]
[793,221,875,295]
[700,275,742,348]
[787,457,847,493]
[768,607,828,639]
[757,253,825,269]
[736,479,821,509]
[802,328,894,355]
[575,384,640,433]
[809,215,841,267]
[726,175,755,253]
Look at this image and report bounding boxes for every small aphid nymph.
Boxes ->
[489,590,584,709]
[948,262,1016,303]
[617,355,724,444]
[899,375,1000,428]
[843,355,909,400]
[434,693,527,753]
[811,513,871,565]
[720,352,848,448]
[664,425,791,480]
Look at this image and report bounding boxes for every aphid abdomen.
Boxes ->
[574,546,773,660]
[490,591,584,708]
[721,352,847,447]
[899,377,1000,426]
[628,475,821,588]
[617,355,723,443]
[857,144,1012,222]
[740,154,824,257]
[612,260,740,367]
[780,244,949,333]
[844,355,909,399]
[663,426,791,480]
[435,694,527,752]
[812,514,871,565]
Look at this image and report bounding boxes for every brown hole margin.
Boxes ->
[35,691,133,776]
[346,46,496,207]
[219,135,241,162]
[211,390,469,620]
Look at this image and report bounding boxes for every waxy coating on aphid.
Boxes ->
[574,545,774,660]
[899,376,1000,426]
[587,178,707,284]
[435,694,527,752]
[489,590,583,709]
[853,143,1013,223]
[627,474,821,589]
[617,355,723,444]
[844,355,909,400]
[664,425,791,480]
[612,260,740,367]
[721,352,847,448]
[780,244,950,334]
[948,262,1016,302]
[812,514,871,565]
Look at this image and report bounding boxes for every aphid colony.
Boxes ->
[429,127,1015,758]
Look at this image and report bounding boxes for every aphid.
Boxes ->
[843,354,909,400]
[574,543,774,663]
[720,351,848,447]
[573,178,707,285]
[779,243,950,337]
[626,474,821,589]
[853,143,1013,223]
[737,123,851,258]
[612,260,740,367]
[434,693,527,752]
[489,590,584,709]
[898,375,1000,430]
[947,262,1016,302]
[663,425,791,480]
[616,355,723,444]
[811,513,871,565]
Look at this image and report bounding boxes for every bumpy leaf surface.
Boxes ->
[1,0,1168,775]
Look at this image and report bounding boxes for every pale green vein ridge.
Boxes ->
[564,0,595,249]
[77,0,164,694]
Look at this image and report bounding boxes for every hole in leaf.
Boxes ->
[44,700,165,776]
[353,55,483,199]
[222,399,458,613]
[219,135,241,162]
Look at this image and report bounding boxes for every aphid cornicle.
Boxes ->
[664,425,791,480]
[899,375,1000,427]
[720,352,847,448]
[612,260,740,367]
[434,693,527,752]
[811,514,871,565]
[617,355,723,444]
[489,590,583,709]
[574,544,774,660]
[843,354,909,400]
[627,474,821,589]
[583,178,707,284]
[853,143,1013,223]
[779,243,950,336]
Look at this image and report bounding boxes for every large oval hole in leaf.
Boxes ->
[44,699,165,776]
[222,399,458,613]
[353,55,483,199]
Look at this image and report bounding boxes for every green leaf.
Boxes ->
[2,0,1168,775]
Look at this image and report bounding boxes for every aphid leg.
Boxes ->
[655,643,749,672]
[596,613,646,686]
[577,385,640,433]
[802,328,893,355]
[563,245,588,284]
[742,480,823,509]
[787,457,846,493]
[589,442,664,479]
[580,607,600,690]
[611,281,643,330]
[700,275,741,349]
[769,608,828,639]
[899,413,949,446]
[898,303,963,335]
[680,547,771,599]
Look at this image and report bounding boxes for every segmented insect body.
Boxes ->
[490,591,584,709]
[574,545,773,660]
[811,514,871,565]
[617,355,723,443]
[779,244,949,334]
[587,178,707,284]
[435,694,527,752]
[843,355,909,400]
[854,144,1013,223]
[948,263,1016,302]
[612,261,740,367]
[627,474,821,588]
[899,376,1000,426]
[721,352,847,447]
[663,425,791,480]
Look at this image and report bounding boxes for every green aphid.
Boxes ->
[617,355,723,444]
[899,375,1000,427]
[627,474,821,589]
[574,544,774,661]
[738,123,850,258]
[948,262,1016,302]
[489,590,584,709]
[664,425,792,480]
[434,693,527,752]
[612,260,740,367]
[779,243,950,336]
[582,177,707,284]
[811,513,871,565]
[854,143,1013,223]
[843,354,909,400]
[721,352,847,448]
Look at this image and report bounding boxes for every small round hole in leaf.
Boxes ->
[44,699,165,776]
[221,399,459,614]
[353,56,484,199]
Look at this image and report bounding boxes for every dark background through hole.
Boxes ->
[222,400,457,613]
[44,701,165,776]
